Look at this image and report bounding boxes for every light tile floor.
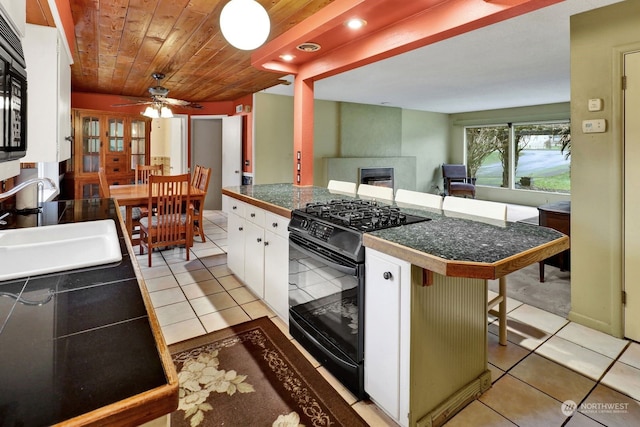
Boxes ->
[136,210,640,427]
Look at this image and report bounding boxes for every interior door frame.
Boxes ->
[622,47,640,341]
[189,115,226,173]
[170,114,188,175]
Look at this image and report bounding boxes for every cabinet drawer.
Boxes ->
[245,205,265,227]
[541,214,570,235]
[265,212,289,238]
[227,198,246,217]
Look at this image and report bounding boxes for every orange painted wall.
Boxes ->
[54,0,75,56]
[71,92,235,116]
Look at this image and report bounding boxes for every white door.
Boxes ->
[624,50,640,341]
[222,115,242,187]
[169,115,187,174]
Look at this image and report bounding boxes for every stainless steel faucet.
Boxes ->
[0,177,57,202]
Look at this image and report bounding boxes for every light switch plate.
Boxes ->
[582,119,606,133]
[588,98,603,112]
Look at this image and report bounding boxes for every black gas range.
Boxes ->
[287,198,429,398]
[288,199,430,263]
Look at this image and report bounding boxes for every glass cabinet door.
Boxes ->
[81,116,100,173]
[108,118,125,152]
[130,119,147,170]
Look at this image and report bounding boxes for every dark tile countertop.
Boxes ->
[0,199,176,426]
[222,184,570,279]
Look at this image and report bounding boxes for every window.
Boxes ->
[465,121,570,194]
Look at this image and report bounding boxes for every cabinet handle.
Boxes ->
[383,271,392,280]
[232,205,237,210]
[264,241,269,246]
[238,226,243,231]
[250,213,255,217]
[272,222,278,228]
[257,237,262,243]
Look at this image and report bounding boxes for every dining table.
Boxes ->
[109,182,207,241]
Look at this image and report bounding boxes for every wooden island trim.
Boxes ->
[222,188,292,218]
[56,209,179,427]
[362,233,570,280]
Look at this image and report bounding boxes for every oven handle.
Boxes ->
[289,239,358,276]
[289,315,358,370]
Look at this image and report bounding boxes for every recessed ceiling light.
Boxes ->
[279,54,295,61]
[345,18,366,30]
[296,42,321,52]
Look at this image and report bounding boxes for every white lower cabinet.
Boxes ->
[226,212,245,281]
[264,227,289,321]
[364,248,410,427]
[244,220,265,298]
[223,195,289,323]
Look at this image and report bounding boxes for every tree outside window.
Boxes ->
[465,121,571,194]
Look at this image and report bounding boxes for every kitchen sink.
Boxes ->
[0,219,122,281]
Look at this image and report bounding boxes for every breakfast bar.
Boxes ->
[222,183,569,427]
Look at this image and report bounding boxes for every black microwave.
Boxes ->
[0,12,27,163]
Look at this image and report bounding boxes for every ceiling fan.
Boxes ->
[112,72,202,117]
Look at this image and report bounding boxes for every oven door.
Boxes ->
[288,232,365,397]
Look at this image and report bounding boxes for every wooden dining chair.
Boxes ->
[191,164,203,187]
[192,166,211,242]
[139,173,193,267]
[135,164,163,184]
[98,167,142,242]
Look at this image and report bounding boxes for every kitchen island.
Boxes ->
[222,183,569,427]
[0,199,178,426]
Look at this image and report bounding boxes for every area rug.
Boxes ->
[168,317,368,427]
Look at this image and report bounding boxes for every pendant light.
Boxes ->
[220,0,270,50]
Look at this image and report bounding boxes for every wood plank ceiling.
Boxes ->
[28,0,336,104]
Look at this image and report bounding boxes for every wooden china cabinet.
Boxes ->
[71,109,151,199]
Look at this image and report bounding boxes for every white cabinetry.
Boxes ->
[244,220,265,298]
[364,248,411,427]
[225,197,246,281]
[223,195,290,322]
[264,212,290,322]
[23,24,71,162]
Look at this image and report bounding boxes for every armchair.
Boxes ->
[442,164,476,198]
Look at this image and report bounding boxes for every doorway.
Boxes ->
[191,116,223,210]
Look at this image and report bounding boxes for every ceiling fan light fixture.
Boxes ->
[220,0,270,51]
[160,106,173,118]
[142,106,160,119]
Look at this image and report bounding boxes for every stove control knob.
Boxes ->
[383,271,392,280]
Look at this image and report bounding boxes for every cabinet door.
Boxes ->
[264,230,288,322]
[364,251,403,420]
[244,221,265,298]
[78,114,101,174]
[106,117,126,154]
[227,213,245,281]
[130,119,148,171]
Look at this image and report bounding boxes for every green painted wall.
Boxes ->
[339,102,402,157]
[253,93,294,184]
[567,0,640,337]
[252,94,449,190]
[401,109,449,193]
